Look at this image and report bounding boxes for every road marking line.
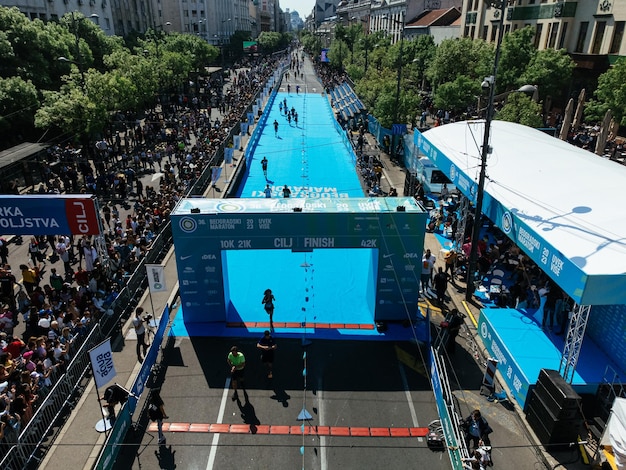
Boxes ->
[398,363,424,442]
[206,377,230,470]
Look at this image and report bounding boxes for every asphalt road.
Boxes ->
[116,337,450,470]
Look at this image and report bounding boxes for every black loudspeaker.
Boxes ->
[532,382,580,420]
[526,393,583,446]
[526,369,584,447]
[403,171,417,198]
[537,369,579,404]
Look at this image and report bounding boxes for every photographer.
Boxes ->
[441,309,464,354]
[99,384,129,423]
[132,307,149,362]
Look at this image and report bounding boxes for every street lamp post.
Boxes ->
[220,18,232,87]
[465,0,509,301]
[59,12,99,90]
[384,14,405,160]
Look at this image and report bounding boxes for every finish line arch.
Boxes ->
[171,198,427,324]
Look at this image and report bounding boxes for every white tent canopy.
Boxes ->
[416,121,626,305]
[601,397,626,469]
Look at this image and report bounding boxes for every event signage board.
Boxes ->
[146,264,167,293]
[88,339,117,390]
[414,129,593,305]
[0,195,100,235]
[430,350,464,470]
[477,310,531,409]
[95,404,131,470]
[171,197,427,323]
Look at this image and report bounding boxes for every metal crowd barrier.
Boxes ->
[0,323,107,469]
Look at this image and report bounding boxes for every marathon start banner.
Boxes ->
[0,195,101,235]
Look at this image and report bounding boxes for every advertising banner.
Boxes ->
[211,166,222,185]
[478,311,530,408]
[89,339,117,390]
[95,404,131,470]
[224,147,234,165]
[430,349,464,470]
[146,264,167,293]
[0,195,100,236]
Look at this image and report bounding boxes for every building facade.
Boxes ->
[0,0,117,35]
[460,1,626,67]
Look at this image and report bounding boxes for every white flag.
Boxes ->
[89,339,116,389]
[146,264,167,293]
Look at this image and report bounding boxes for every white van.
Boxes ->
[418,156,455,195]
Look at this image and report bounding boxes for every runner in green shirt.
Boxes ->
[227,346,246,401]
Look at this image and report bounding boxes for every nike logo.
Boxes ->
[383,254,394,258]
[180,255,192,260]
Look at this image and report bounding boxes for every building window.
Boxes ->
[534,23,543,48]
[548,22,559,48]
[592,21,606,54]
[483,25,488,40]
[558,22,568,49]
[575,22,589,53]
[491,24,498,41]
[610,21,625,54]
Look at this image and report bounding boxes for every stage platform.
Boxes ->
[478,308,626,409]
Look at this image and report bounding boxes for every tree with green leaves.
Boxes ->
[585,58,626,126]
[0,76,38,145]
[427,37,494,89]
[301,32,322,59]
[433,75,482,116]
[343,24,362,64]
[407,35,436,90]
[497,26,536,93]
[495,92,544,128]
[257,31,289,54]
[519,48,575,107]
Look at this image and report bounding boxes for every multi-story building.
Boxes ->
[336,0,372,31]
[147,0,257,45]
[369,0,462,44]
[313,0,340,26]
[460,1,626,83]
[1,0,117,35]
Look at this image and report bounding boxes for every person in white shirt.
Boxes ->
[421,249,436,293]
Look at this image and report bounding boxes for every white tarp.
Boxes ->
[601,397,626,470]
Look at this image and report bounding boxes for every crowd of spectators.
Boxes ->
[0,51,289,447]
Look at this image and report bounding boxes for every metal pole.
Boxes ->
[70,12,86,90]
[392,29,404,160]
[465,0,508,301]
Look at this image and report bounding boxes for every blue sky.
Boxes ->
[281,0,315,17]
